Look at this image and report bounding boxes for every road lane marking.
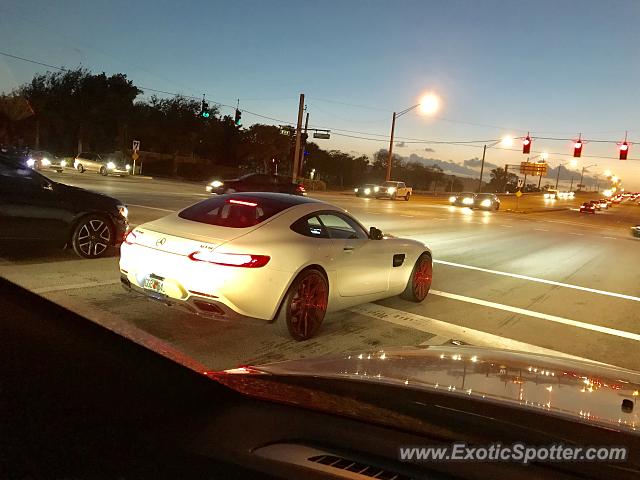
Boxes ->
[429,289,640,342]
[603,236,617,240]
[500,225,513,228]
[534,228,549,232]
[348,303,604,361]
[127,204,176,212]
[400,214,415,218]
[34,279,121,294]
[569,232,584,236]
[433,259,640,303]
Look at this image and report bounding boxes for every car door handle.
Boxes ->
[343,246,355,252]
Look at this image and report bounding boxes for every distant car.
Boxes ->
[205,173,305,196]
[597,199,609,209]
[473,193,500,211]
[354,183,380,197]
[556,191,575,199]
[74,152,131,176]
[544,189,559,199]
[119,193,432,340]
[579,202,596,214]
[632,225,640,238]
[26,150,66,172]
[589,200,601,211]
[449,192,475,207]
[0,154,128,258]
[375,181,412,200]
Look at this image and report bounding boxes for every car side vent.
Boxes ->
[308,454,412,480]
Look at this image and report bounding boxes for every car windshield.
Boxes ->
[1,1,640,468]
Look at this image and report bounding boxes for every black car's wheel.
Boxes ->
[76,163,85,173]
[99,166,108,176]
[401,253,432,302]
[275,269,328,341]
[71,215,113,259]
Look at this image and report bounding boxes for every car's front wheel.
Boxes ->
[76,163,85,173]
[275,268,328,341]
[401,253,432,302]
[99,166,108,176]
[405,192,411,201]
[71,215,113,259]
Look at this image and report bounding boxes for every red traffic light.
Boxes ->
[522,135,531,154]
[619,141,629,160]
[573,140,583,158]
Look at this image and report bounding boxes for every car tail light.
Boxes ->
[297,184,306,192]
[188,250,270,268]
[123,230,137,245]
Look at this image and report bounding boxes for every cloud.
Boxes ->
[463,157,499,170]
[424,147,435,152]
[395,141,406,147]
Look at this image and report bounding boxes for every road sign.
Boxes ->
[132,140,140,152]
[132,151,139,161]
[313,132,330,139]
[519,161,547,176]
[517,178,524,187]
[515,190,523,197]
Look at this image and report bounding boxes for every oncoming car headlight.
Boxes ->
[26,158,35,167]
[364,188,371,195]
[354,188,359,192]
[125,164,131,171]
[374,186,380,192]
[107,161,116,170]
[211,180,223,188]
[41,157,51,166]
[60,159,67,167]
[117,205,128,218]
[387,187,396,194]
[481,199,492,207]
[449,195,457,203]
[462,197,474,205]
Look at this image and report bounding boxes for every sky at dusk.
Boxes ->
[1,0,639,188]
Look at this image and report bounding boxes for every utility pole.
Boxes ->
[503,164,510,193]
[298,111,309,178]
[292,94,305,182]
[579,167,586,191]
[477,144,487,193]
[570,176,574,191]
[555,164,562,189]
[537,171,543,189]
[386,112,397,181]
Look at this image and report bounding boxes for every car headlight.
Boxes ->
[41,157,51,166]
[107,161,116,169]
[481,199,492,207]
[374,186,379,192]
[206,185,213,192]
[60,159,67,167]
[125,164,131,170]
[26,158,35,167]
[211,180,223,188]
[387,187,396,193]
[449,196,456,203]
[462,197,474,205]
[117,205,128,219]
[364,188,371,195]
[354,188,359,192]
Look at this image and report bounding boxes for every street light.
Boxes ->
[386,92,440,180]
[477,136,514,193]
[578,163,597,191]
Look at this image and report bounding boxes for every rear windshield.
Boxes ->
[178,196,291,228]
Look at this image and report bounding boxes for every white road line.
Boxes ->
[500,225,513,228]
[534,228,549,232]
[603,236,617,240]
[127,204,176,212]
[348,303,602,361]
[400,215,415,218]
[569,232,584,236]
[34,279,121,294]
[429,289,640,342]
[433,259,640,303]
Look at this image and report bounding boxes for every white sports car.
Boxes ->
[119,193,432,340]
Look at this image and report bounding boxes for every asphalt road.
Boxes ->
[2,170,639,371]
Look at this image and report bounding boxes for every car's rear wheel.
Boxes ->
[275,269,328,341]
[401,253,432,302]
[76,163,85,173]
[99,166,108,176]
[405,192,411,201]
[71,215,113,259]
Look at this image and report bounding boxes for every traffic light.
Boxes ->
[234,109,242,126]
[619,141,629,160]
[200,100,210,118]
[522,135,531,154]
[573,140,583,157]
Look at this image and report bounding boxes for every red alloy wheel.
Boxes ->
[412,257,433,301]
[287,272,328,340]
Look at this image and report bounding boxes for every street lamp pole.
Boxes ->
[555,164,562,190]
[477,144,487,193]
[386,103,420,181]
[579,164,597,191]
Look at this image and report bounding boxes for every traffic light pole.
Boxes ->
[297,111,309,178]
[292,94,305,182]
[477,144,487,193]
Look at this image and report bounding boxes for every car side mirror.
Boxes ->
[41,179,54,191]
[369,226,383,240]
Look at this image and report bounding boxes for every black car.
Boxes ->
[0,154,128,258]
[354,183,380,197]
[449,192,476,207]
[473,193,501,210]
[205,173,306,195]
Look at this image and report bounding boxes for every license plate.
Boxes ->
[143,276,164,293]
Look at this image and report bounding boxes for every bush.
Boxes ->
[300,178,326,191]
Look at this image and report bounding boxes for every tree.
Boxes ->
[488,167,518,192]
